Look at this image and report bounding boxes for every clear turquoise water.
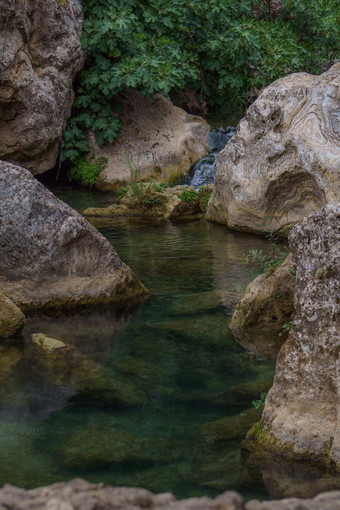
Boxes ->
[0,201,279,499]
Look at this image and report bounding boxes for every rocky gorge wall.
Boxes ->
[0,0,84,174]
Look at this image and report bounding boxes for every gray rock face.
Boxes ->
[0,0,84,174]
[0,161,146,313]
[1,479,340,510]
[91,91,210,190]
[206,65,340,235]
[0,293,25,338]
[247,203,340,464]
[230,255,295,357]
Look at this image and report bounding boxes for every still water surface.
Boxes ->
[1,200,279,499]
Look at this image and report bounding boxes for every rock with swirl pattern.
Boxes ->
[206,64,340,235]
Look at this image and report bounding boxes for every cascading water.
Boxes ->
[189,126,235,189]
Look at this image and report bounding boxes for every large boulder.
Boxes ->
[206,64,340,235]
[0,0,84,174]
[0,161,146,313]
[90,90,210,190]
[0,293,25,338]
[230,255,295,357]
[246,203,340,465]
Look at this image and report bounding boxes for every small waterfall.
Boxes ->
[189,126,235,189]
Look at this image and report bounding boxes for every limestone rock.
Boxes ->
[0,479,340,509]
[0,293,25,338]
[0,161,147,314]
[206,64,340,235]
[89,91,210,190]
[230,255,295,357]
[0,0,84,174]
[247,203,340,465]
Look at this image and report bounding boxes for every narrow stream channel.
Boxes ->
[0,196,279,499]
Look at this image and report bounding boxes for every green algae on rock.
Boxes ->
[0,161,147,314]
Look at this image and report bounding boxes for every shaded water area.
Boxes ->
[2,191,336,501]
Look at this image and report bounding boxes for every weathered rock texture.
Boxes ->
[0,0,84,174]
[247,203,340,464]
[91,91,210,190]
[1,479,340,510]
[206,64,340,235]
[0,293,25,338]
[230,255,295,357]
[0,161,146,313]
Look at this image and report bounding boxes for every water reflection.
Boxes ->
[0,216,334,499]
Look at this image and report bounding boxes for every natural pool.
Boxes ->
[1,189,290,499]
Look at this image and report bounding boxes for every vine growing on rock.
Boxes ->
[60,0,339,165]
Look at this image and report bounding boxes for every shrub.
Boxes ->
[180,189,198,203]
[252,392,267,409]
[60,0,339,163]
[67,156,107,187]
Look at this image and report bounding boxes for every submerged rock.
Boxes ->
[89,91,210,190]
[0,0,84,174]
[200,407,262,444]
[246,203,340,465]
[230,255,295,357]
[0,161,147,314]
[206,64,340,235]
[0,293,25,338]
[31,333,68,353]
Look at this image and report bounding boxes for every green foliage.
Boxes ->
[282,321,293,333]
[180,189,198,203]
[67,156,107,187]
[198,187,212,212]
[61,0,339,162]
[242,248,288,278]
[290,266,296,277]
[252,392,267,409]
[117,182,167,210]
